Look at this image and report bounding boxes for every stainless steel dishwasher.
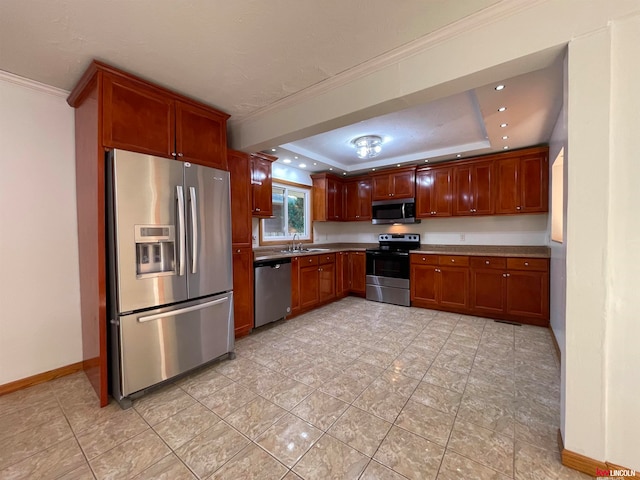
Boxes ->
[254,258,292,328]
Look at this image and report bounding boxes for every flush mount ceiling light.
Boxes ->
[352,135,383,159]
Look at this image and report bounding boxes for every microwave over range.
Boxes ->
[371,198,421,225]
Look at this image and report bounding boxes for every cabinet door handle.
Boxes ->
[422,257,426,261]
[171,152,177,157]
[524,262,529,266]
[236,249,240,253]
[503,273,507,277]
[506,273,510,277]
[255,207,261,212]
[485,261,490,265]
[451,259,455,263]
[516,206,522,210]
[178,153,184,157]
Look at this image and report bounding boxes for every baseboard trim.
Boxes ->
[549,326,561,364]
[559,431,638,478]
[0,361,84,396]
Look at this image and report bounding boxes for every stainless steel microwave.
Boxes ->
[371,198,421,224]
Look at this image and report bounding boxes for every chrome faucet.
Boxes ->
[291,233,300,252]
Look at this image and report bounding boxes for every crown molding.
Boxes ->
[229,0,547,128]
[0,70,69,98]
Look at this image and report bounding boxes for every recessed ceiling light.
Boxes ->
[299,163,306,168]
[498,106,507,112]
[500,123,508,128]
[282,159,291,164]
[456,154,461,158]
[313,162,317,166]
[329,168,333,171]
[343,172,346,175]
[495,84,505,91]
[424,160,429,163]
[502,135,509,140]
[271,148,277,152]
[372,168,376,171]
[294,156,298,159]
[397,164,401,167]
[503,146,509,150]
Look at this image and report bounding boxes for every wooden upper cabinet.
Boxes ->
[370,167,416,200]
[228,150,252,247]
[251,153,276,217]
[102,72,175,158]
[495,147,548,214]
[452,160,494,216]
[416,166,452,217]
[312,173,344,221]
[344,177,372,221]
[175,100,228,169]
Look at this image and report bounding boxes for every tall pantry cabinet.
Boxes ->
[67,61,230,406]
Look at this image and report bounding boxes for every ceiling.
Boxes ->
[0,0,563,176]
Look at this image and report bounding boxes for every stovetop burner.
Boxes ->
[367,233,421,253]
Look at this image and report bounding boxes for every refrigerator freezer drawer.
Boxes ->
[119,292,234,396]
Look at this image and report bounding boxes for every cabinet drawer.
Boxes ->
[470,256,507,269]
[319,253,336,264]
[507,257,548,271]
[438,255,469,267]
[411,254,438,265]
[302,255,319,266]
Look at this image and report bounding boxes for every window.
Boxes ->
[260,183,311,243]
[551,148,564,243]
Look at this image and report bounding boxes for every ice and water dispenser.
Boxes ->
[134,225,176,277]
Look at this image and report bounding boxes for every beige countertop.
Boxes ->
[253,243,549,261]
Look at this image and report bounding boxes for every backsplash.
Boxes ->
[254,214,549,246]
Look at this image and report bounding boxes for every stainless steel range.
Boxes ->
[366,233,421,307]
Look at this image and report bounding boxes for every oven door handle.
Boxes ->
[366,251,409,257]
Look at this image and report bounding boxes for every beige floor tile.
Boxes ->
[260,377,315,410]
[255,413,322,467]
[293,434,369,480]
[0,382,56,417]
[76,407,148,459]
[62,399,125,435]
[374,426,445,480]
[343,359,385,380]
[352,383,408,423]
[437,450,511,480]
[457,391,515,437]
[0,437,85,479]
[358,348,397,369]
[320,373,373,403]
[388,351,432,380]
[292,390,349,431]
[328,406,392,457]
[89,429,171,480]
[0,414,74,470]
[174,421,249,479]
[0,402,65,442]
[176,368,233,400]
[199,381,257,418]
[209,443,288,480]
[371,370,420,399]
[57,461,96,480]
[283,471,303,480]
[239,369,288,395]
[133,385,196,425]
[422,366,468,393]
[360,460,409,480]
[514,440,592,479]
[152,402,221,450]
[515,396,560,428]
[410,382,462,415]
[515,418,560,452]
[432,351,475,374]
[225,396,287,439]
[394,399,455,447]
[447,419,514,477]
[131,453,196,479]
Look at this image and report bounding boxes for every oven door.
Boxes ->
[366,251,410,286]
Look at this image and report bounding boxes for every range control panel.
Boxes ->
[378,233,420,243]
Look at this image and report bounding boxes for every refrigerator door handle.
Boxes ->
[137,297,229,323]
[176,185,186,276]
[189,186,198,274]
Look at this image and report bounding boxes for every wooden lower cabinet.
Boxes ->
[319,261,336,303]
[300,262,320,310]
[412,254,549,326]
[232,247,253,337]
[348,252,366,295]
[291,257,301,316]
[410,255,468,311]
[336,252,350,297]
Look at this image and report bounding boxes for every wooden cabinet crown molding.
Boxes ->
[67,60,230,120]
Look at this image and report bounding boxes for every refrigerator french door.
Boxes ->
[107,149,234,407]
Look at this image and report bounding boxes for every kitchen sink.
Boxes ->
[278,248,332,254]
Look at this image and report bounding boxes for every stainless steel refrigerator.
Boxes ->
[106,149,234,408]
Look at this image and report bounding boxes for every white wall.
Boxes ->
[548,52,568,438]
[0,72,81,385]
[313,214,548,246]
[605,14,640,469]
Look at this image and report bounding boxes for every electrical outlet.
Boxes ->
[459,233,466,241]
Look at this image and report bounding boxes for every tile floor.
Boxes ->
[0,297,592,479]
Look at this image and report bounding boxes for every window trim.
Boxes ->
[259,180,313,246]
